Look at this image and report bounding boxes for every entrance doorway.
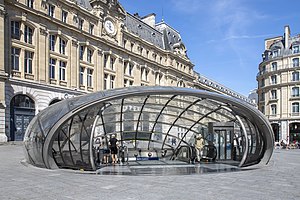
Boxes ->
[214,129,233,160]
[289,122,300,142]
[271,123,280,142]
[10,95,35,141]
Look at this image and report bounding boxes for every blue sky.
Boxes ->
[118,0,300,96]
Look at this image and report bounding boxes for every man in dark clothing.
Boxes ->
[109,134,118,164]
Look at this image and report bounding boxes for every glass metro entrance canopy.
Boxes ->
[24,87,274,171]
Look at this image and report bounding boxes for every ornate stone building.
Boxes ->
[257,25,300,144]
[0,0,250,142]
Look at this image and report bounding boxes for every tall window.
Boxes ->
[48,5,55,17]
[104,73,108,90]
[87,48,92,63]
[128,63,133,76]
[260,78,265,87]
[110,57,114,70]
[293,58,299,67]
[293,45,299,54]
[292,102,300,113]
[271,75,277,84]
[155,72,162,85]
[79,19,84,30]
[27,0,34,8]
[110,75,115,89]
[260,92,265,101]
[59,38,66,55]
[49,35,56,51]
[292,87,300,97]
[271,62,277,71]
[11,48,20,71]
[49,58,56,79]
[79,67,84,85]
[24,25,33,44]
[11,21,20,39]
[292,72,300,81]
[271,90,277,100]
[87,68,93,87]
[59,61,66,81]
[89,23,94,35]
[79,45,84,60]
[271,104,277,115]
[123,61,127,74]
[104,55,108,68]
[24,51,33,74]
[62,10,68,23]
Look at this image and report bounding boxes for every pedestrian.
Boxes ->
[195,135,204,162]
[109,134,119,164]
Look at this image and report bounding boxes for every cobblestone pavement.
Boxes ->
[0,143,299,200]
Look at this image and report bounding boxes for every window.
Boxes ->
[293,45,299,54]
[155,72,162,85]
[261,78,265,87]
[62,10,68,23]
[271,104,277,115]
[292,102,300,113]
[24,25,33,44]
[27,0,34,8]
[89,23,94,35]
[59,61,66,81]
[11,48,20,71]
[292,72,299,81]
[49,58,56,79]
[79,67,84,85]
[129,80,133,86]
[273,49,279,58]
[79,46,84,60]
[11,21,20,39]
[129,63,133,76]
[131,43,134,51]
[24,51,33,74]
[140,47,143,55]
[87,48,92,63]
[104,73,108,90]
[110,57,114,70]
[271,62,277,71]
[261,105,265,114]
[123,39,127,48]
[123,61,127,74]
[292,87,300,97]
[104,55,108,68]
[49,35,56,51]
[79,19,84,30]
[271,75,277,84]
[110,75,115,89]
[59,38,66,55]
[48,5,55,17]
[271,90,277,100]
[124,79,128,87]
[87,68,93,87]
[293,58,299,67]
[260,92,265,101]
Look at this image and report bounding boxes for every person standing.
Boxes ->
[109,134,118,164]
[195,135,204,162]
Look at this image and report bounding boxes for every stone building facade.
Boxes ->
[257,25,300,144]
[0,0,250,142]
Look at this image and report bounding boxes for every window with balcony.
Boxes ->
[292,102,300,113]
[79,45,84,61]
[27,0,34,8]
[24,51,33,74]
[11,21,20,40]
[271,62,277,71]
[62,10,68,23]
[292,87,300,97]
[293,45,299,54]
[87,68,93,87]
[49,58,56,79]
[271,75,277,84]
[49,35,56,51]
[48,5,55,17]
[11,47,20,71]
[24,25,33,44]
[59,38,66,55]
[59,61,66,81]
[292,72,300,81]
[110,75,115,89]
[293,58,299,67]
[87,48,93,63]
[271,104,277,115]
[79,66,84,85]
[271,90,277,100]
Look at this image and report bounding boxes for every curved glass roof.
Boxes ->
[23,86,274,171]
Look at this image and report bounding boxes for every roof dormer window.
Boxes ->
[293,45,299,54]
[273,49,279,58]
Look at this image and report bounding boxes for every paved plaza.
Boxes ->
[0,143,299,200]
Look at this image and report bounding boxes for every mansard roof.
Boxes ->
[76,0,92,10]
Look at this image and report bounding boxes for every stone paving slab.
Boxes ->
[0,143,300,200]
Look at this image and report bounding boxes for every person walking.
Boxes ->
[195,135,204,162]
